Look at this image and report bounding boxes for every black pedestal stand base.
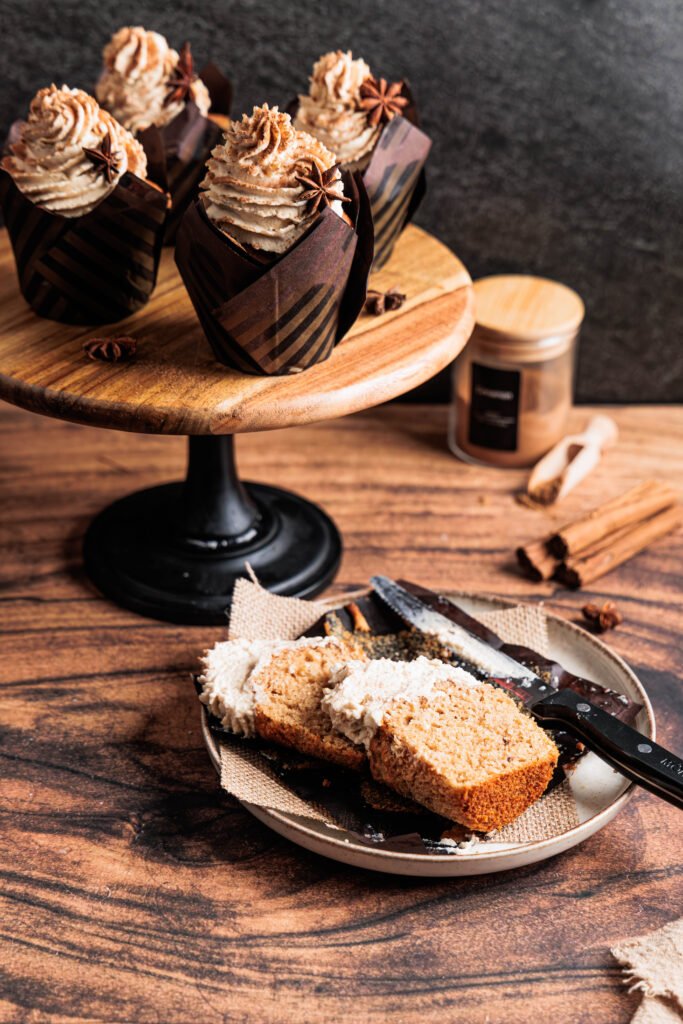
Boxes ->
[83,436,341,625]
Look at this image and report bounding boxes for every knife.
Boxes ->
[371,575,683,810]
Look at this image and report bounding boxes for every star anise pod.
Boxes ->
[581,601,623,633]
[364,287,407,316]
[359,77,409,126]
[82,132,122,184]
[83,336,137,363]
[164,41,196,107]
[295,163,351,214]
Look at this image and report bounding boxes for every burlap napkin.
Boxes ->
[216,578,580,846]
[612,918,683,1023]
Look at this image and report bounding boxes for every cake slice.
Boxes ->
[371,682,558,831]
[199,635,366,769]
[323,658,559,831]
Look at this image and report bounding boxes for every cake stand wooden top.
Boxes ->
[0,224,473,435]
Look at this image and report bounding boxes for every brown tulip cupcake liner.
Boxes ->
[362,111,431,270]
[174,171,374,376]
[139,63,233,245]
[0,168,169,325]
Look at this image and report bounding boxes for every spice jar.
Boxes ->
[449,274,584,468]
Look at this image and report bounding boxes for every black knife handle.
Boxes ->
[533,687,683,810]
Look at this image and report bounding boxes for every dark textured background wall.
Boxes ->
[1,0,681,402]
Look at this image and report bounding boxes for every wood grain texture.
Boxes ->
[1,403,682,1024]
[0,224,473,435]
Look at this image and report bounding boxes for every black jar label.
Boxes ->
[468,362,520,451]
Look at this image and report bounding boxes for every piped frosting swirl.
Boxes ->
[294,50,381,171]
[96,26,210,133]
[200,104,346,254]
[2,84,147,217]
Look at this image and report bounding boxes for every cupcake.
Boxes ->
[0,84,168,324]
[175,104,373,375]
[96,26,232,242]
[294,51,431,268]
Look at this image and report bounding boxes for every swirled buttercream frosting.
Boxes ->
[294,50,381,171]
[2,84,147,217]
[96,26,210,133]
[200,104,347,254]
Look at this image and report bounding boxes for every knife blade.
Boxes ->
[371,575,544,687]
[370,575,683,810]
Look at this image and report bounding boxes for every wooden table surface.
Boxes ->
[1,402,681,1024]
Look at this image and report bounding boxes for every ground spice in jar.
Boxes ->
[449,275,584,468]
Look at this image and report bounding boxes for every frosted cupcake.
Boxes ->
[294,51,430,268]
[175,104,373,375]
[0,84,168,323]
[96,26,232,242]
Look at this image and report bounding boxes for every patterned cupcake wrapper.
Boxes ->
[174,171,373,376]
[0,169,168,325]
[139,65,232,246]
[363,113,431,271]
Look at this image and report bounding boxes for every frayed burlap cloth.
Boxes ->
[612,918,683,1023]
[217,578,580,845]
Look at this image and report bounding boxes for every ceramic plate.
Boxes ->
[201,592,654,876]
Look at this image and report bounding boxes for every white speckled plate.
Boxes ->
[201,593,654,876]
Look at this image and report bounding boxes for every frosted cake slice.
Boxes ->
[323,657,559,831]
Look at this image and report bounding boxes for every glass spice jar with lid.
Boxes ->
[449,274,584,468]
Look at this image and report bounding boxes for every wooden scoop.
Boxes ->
[527,415,618,505]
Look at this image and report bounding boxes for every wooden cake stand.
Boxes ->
[0,224,474,624]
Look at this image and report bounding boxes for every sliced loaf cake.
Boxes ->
[323,658,559,831]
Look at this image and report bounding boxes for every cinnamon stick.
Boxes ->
[517,518,645,583]
[548,480,677,558]
[559,518,648,562]
[516,539,559,582]
[556,506,682,588]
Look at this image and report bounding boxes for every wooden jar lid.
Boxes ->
[473,274,585,343]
